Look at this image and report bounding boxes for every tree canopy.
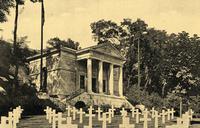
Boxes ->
[91,19,200,99]
[47,37,81,50]
[0,0,14,23]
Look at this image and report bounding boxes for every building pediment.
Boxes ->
[77,42,125,61]
[91,43,125,60]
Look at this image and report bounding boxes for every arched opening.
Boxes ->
[75,101,86,109]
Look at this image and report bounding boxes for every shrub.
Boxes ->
[100,104,111,112]
[126,86,164,110]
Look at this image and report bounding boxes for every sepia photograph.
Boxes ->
[0,0,200,127]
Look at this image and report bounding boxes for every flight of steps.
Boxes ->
[18,113,177,128]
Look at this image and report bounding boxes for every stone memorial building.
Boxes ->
[27,42,132,108]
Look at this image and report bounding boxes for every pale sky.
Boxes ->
[0,0,200,49]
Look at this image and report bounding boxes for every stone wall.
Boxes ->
[57,50,77,95]
[29,58,46,91]
[28,50,78,96]
[46,53,61,95]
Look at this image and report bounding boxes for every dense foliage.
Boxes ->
[0,0,14,23]
[47,37,81,50]
[91,19,200,113]
[0,39,64,115]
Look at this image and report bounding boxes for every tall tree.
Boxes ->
[120,19,148,88]
[12,0,25,94]
[91,19,169,93]
[90,19,122,44]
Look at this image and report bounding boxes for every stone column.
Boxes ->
[118,66,123,97]
[98,60,103,93]
[109,63,114,95]
[87,58,92,93]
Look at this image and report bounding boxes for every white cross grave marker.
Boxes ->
[135,109,141,123]
[44,106,51,120]
[13,108,21,123]
[110,105,116,117]
[59,117,78,128]
[153,111,160,128]
[49,109,56,124]
[57,112,66,128]
[17,106,23,118]
[52,110,58,128]
[48,108,53,123]
[188,109,194,120]
[66,105,72,117]
[120,108,127,118]
[119,116,135,128]
[166,111,190,128]
[140,109,151,128]
[106,109,112,123]
[150,107,156,118]
[7,112,14,128]
[8,111,19,128]
[71,107,78,120]
[0,116,9,128]
[1,106,23,128]
[160,109,166,124]
[84,106,95,128]
[77,108,85,123]
[182,113,190,127]
[170,108,175,120]
[131,107,136,118]
[96,107,103,120]
[51,112,66,128]
[167,109,171,121]
[99,113,110,128]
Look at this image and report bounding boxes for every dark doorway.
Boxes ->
[103,80,106,93]
[80,75,85,89]
[75,101,86,109]
[92,78,97,92]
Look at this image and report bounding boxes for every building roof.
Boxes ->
[26,42,125,62]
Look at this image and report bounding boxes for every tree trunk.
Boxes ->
[137,39,141,88]
[144,78,149,91]
[162,84,166,98]
[144,66,149,91]
[13,0,19,95]
[40,0,44,92]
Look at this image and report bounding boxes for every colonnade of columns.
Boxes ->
[86,58,123,97]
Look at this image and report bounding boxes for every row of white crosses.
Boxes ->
[85,106,114,128]
[166,109,194,128]
[66,105,85,123]
[44,106,78,128]
[45,105,135,128]
[68,105,176,128]
[66,105,115,128]
[45,105,177,128]
[0,106,23,128]
[129,106,176,128]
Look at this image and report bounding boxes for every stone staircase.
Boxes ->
[35,89,85,111]
[18,113,177,128]
[36,89,133,109]
[66,89,85,102]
